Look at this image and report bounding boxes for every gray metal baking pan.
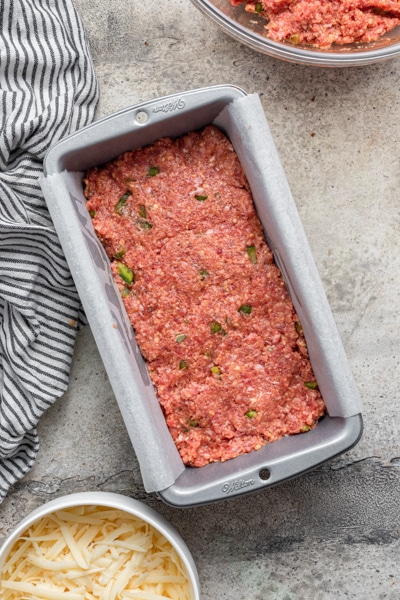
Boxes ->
[42,85,363,507]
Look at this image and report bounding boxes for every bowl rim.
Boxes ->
[0,491,200,600]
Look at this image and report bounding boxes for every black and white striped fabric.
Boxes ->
[0,0,98,502]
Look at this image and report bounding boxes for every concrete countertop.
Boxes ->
[1,1,400,598]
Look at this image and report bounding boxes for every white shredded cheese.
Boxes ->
[1,505,191,600]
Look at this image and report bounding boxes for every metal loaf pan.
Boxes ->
[42,85,363,507]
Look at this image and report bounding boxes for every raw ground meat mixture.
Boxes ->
[230,0,400,49]
[84,126,326,467]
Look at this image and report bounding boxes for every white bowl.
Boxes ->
[0,491,200,600]
[190,0,400,67]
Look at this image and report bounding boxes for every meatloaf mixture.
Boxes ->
[83,125,326,467]
[230,0,400,49]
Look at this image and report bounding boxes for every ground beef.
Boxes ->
[83,126,326,467]
[232,0,400,49]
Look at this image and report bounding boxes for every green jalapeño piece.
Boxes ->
[138,204,147,218]
[238,304,252,315]
[147,166,159,177]
[210,321,226,335]
[117,262,134,284]
[113,246,126,259]
[138,220,153,230]
[115,190,132,214]
[295,320,303,336]
[246,245,257,264]
[210,365,221,378]
[245,410,257,418]
[304,381,318,390]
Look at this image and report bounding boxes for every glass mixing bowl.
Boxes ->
[190,0,400,67]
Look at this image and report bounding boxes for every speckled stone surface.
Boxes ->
[1,1,400,598]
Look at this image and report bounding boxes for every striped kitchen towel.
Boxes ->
[0,0,99,502]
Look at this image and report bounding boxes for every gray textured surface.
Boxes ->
[1,1,400,598]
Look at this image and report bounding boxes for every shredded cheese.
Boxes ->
[1,505,192,600]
